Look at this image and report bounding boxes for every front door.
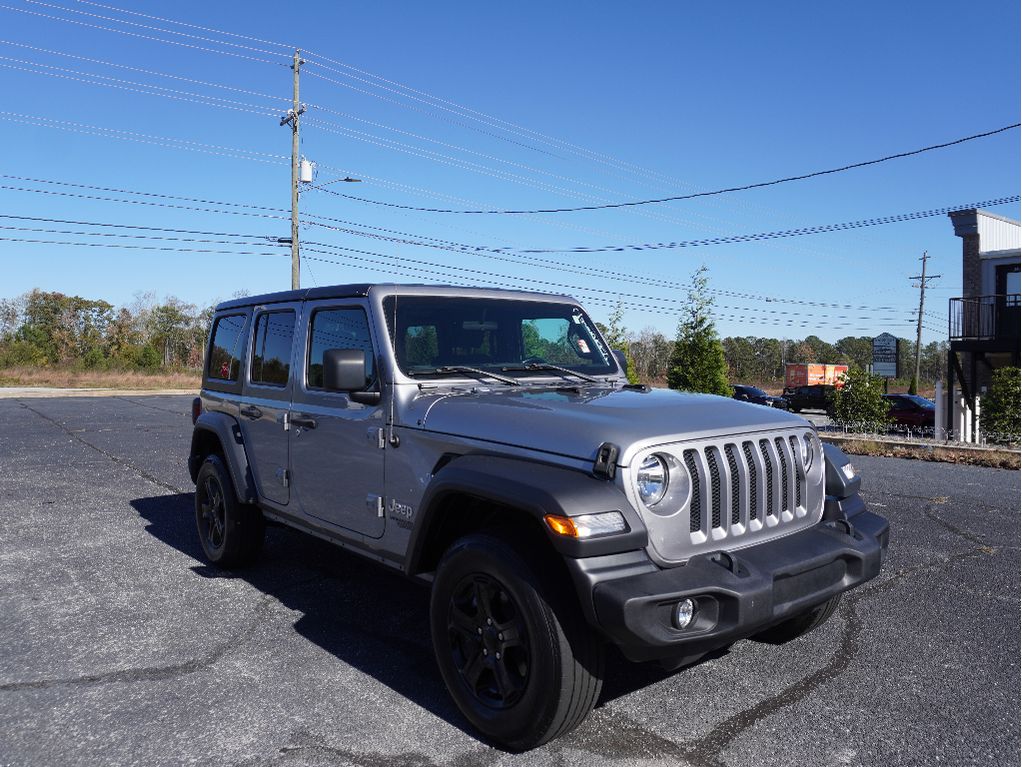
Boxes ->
[995,263,1020,339]
[289,300,386,538]
[238,303,301,506]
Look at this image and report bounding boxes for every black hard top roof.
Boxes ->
[214,283,573,312]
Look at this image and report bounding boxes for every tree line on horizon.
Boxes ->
[0,286,948,388]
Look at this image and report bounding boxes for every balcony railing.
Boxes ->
[949,294,1020,341]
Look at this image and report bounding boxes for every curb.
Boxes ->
[820,433,1020,469]
[0,388,197,399]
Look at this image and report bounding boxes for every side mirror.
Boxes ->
[323,348,381,405]
[612,349,629,375]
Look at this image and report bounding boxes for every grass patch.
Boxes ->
[822,435,1020,470]
[0,366,199,391]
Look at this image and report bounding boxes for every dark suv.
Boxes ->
[188,284,888,750]
[783,385,836,415]
[733,385,790,409]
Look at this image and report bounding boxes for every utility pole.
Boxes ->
[280,49,306,290]
[910,251,941,394]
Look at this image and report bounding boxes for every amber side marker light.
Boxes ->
[543,512,627,539]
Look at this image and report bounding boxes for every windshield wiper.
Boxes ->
[502,363,599,383]
[410,365,522,386]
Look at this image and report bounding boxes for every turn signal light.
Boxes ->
[543,512,627,539]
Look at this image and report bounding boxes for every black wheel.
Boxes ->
[430,533,604,751]
[752,594,842,644]
[194,454,264,567]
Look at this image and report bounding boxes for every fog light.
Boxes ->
[674,598,696,629]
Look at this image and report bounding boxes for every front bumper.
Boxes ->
[584,509,888,662]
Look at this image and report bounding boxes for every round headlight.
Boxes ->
[636,454,669,507]
[800,433,814,470]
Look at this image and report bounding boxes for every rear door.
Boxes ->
[289,300,386,538]
[238,303,301,505]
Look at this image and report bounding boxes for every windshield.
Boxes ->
[902,394,935,409]
[383,296,618,378]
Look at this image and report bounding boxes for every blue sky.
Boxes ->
[0,0,1018,343]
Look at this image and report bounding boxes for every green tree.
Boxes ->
[833,336,873,370]
[830,368,891,431]
[982,367,1020,444]
[666,266,731,396]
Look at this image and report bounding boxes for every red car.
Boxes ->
[883,394,935,428]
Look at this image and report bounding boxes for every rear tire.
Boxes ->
[752,594,842,644]
[194,454,264,567]
[429,533,604,751]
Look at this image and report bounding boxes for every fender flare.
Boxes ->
[188,411,258,503]
[405,454,648,574]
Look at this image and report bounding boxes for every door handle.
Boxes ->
[240,405,263,419]
[291,414,318,430]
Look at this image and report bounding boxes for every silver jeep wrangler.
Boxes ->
[188,283,889,750]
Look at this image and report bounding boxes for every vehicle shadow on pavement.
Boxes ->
[130,493,475,739]
[130,493,715,741]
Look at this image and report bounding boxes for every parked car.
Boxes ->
[189,284,888,750]
[883,394,936,428]
[783,384,836,415]
[732,385,790,410]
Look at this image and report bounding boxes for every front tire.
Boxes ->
[429,533,604,751]
[194,454,264,567]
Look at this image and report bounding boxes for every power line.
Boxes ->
[0,212,275,238]
[299,216,910,313]
[299,247,919,334]
[0,2,288,66]
[0,111,288,163]
[0,172,914,314]
[0,223,283,248]
[0,38,290,102]
[24,0,288,58]
[301,239,912,323]
[315,189,1020,253]
[0,234,285,256]
[316,125,1021,214]
[0,57,279,116]
[70,0,296,50]
[0,182,290,221]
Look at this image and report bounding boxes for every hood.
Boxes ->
[404,384,811,465]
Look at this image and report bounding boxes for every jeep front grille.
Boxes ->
[632,429,823,564]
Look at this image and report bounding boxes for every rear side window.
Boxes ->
[208,314,247,382]
[251,311,296,387]
[307,307,376,389]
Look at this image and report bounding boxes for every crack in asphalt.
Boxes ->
[565,545,993,767]
[0,594,274,692]
[230,730,499,767]
[113,395,191,418]
[17,399,187,495]
[0,573,330,693]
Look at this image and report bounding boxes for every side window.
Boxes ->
[207,314,247,382]
[251,311,296,387]
[307,307,376,389]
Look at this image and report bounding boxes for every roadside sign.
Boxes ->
[872,333,899,378]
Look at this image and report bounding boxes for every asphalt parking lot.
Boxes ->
[0,394,1018,767]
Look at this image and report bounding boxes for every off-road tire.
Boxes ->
[752,593,842,644]
[430,533,604,751]
[194,454,264,567]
